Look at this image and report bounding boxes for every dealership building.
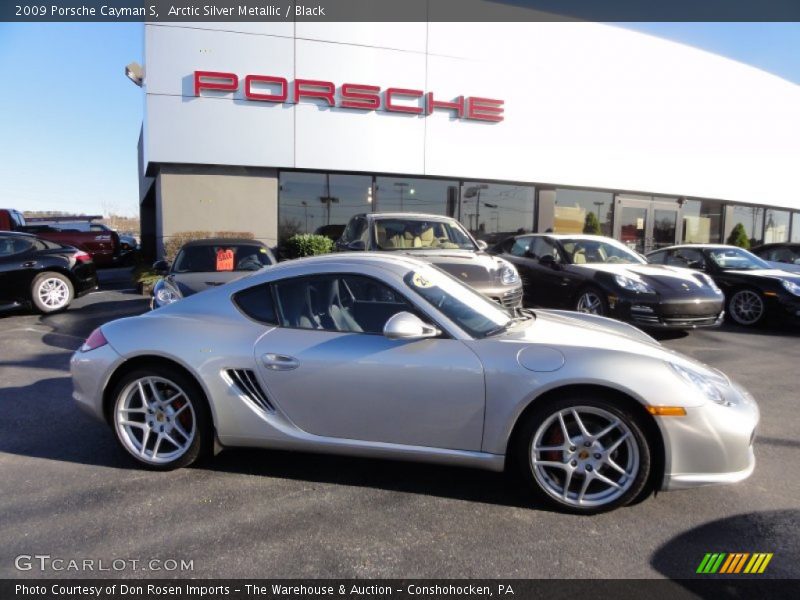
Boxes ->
[137,20,800,259]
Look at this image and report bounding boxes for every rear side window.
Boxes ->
[647,250,667,264]
[233,284,277,325]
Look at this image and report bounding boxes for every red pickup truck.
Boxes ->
[0,209,120,267]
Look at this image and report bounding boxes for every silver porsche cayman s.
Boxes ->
[71,253,758,513]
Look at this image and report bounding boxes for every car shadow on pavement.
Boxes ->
[0,376,133,470]
[205,447,538,510]
[650,509,800,581]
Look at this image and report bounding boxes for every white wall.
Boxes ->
[143,21,800,209]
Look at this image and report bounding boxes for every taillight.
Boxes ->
[80,328,108,352]
[74,251,92,264]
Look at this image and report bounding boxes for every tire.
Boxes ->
[575,286,609,316]
[31,271,74,313]
[514,394,651,514]
[726,288,765,326]
[110,366,213,470]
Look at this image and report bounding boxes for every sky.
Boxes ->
[0,21,798,218]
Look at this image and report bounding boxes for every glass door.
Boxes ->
[614,196,680,254]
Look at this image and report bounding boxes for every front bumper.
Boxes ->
[660,381,759,490]
[485,285,523,309]
[611,295,725,329]
[769,292,800,323]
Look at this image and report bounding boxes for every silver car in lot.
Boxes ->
[71,253,758,514]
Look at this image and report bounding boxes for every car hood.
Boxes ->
[397,249,505,285]
[167,271,251,297]
[499,309,715,370]
[765,261,800,275]
[573,262,715,293]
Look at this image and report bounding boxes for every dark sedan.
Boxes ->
[647,244,800,326]
[0,231,98,313]
[151,238,276,309]
[751,242,800,275]
[493,234,724,329]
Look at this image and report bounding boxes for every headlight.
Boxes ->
[499,261,520,285]
[781,279,800,296]
[668,362,732,406]
[614,274,653,293]
[154,283,180,306]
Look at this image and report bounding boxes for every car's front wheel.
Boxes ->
[515,395,651,514]
[31,271,74,313]
[727,288,765,326]
[575,287,608,316]
[111,367,212,470]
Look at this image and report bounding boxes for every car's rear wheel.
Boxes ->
[31,271,74,313]
[575,287,608,316]
[727,289,765,326]
[515,395,651,514]
[111,367,212,470]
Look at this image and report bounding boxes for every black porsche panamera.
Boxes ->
[492,234,725,329]
[647,244,800,327]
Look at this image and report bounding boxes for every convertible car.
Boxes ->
[71,253,758,514]
[493,234,725,329]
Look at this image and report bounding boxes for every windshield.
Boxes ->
[707,247,771,271]
[560,238,645,265]
[173,244,272,273]
[375,218,477,251]
[404,266,512,338]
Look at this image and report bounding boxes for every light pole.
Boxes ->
[464,184,489,231]
[301,201,310,231]
[393,182,414,211]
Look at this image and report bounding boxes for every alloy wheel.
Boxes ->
[37,277,70,310]
[576,291,604,315]
[729,290,764,326]
[530,406,640,508]
[114,376,196,465]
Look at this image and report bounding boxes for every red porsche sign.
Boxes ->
[193,71,504,123]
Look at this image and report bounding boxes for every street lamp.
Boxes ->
[464,184,490,231]
[319,196,339,225]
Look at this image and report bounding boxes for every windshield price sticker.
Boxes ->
[216,248,234,271]
[411,272,433,288]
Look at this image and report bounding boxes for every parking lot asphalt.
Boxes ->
[1,268,798,580]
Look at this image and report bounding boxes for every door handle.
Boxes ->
[261,353,299,371]
[22,261,37,268]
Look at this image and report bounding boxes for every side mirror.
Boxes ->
[539,254,559,269]
[476,240,489,251]
[347,240,366,251]
[153,260,169,274]
[383,311,440,340]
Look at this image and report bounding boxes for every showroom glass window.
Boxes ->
[682,199,723,243]
[553,189,613,236]
[460,182,535,244]
[764,209,790,244]
[375,177,458,217]
[793,213,800,243]
[727,205,764,246]
[279,172,372,242]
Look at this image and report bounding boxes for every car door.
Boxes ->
[252,273,486,451]
[0,236,38,305]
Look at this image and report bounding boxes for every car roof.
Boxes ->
[0,230,36,238]
[180,238,266,248]
[263,252,433,276]
[364,212,459,221]
[645,244,740,254]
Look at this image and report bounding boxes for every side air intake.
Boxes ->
[224,369,274,412]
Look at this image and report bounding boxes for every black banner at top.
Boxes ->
[3,0,800,22]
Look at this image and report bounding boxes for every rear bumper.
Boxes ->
[73,264,99,297]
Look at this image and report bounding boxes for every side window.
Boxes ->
[647,250,667,264]
[233,284,278,325]
[530,237,560,262]
[668,248,706,269]
[509,237,532,257]
[340,217,365,244]
[0,237,35,256]
[274,274,413,334]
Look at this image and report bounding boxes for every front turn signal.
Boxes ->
[646,406,687,417]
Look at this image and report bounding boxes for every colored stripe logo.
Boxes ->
[696,552,773,574]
